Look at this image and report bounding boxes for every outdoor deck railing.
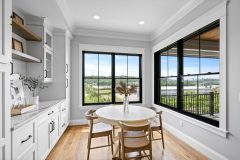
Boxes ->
[160,92,219,115]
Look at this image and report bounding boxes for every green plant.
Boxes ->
[20,75,48,96]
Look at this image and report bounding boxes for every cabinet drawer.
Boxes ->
[12,121,35,159]
[38,105,60,125]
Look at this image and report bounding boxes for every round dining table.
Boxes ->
[96,105,156,125]
[95,105,156,158]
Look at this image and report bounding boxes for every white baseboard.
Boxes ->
[163,122,228,160]
[69,119,88,125]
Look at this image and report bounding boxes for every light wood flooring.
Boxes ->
[47,126,207,160]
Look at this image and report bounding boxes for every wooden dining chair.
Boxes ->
[149,107,165,149]
[118,121,152,160]
[85,110,113,160]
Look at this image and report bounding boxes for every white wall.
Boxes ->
[70,35,151,122]
[151,0,240,159]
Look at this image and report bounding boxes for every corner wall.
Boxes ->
[151,0,240,159]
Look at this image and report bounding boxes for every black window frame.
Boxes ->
[154,20,220,127]
[82,51,142,106]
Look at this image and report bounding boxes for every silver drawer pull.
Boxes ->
[62,123,65,127]
[62,108,66,111]
[48,111,54,115]
[21,135,32,144]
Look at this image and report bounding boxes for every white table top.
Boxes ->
[95,105,156,125]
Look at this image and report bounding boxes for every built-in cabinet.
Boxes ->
[0,0,12,159]
[0,0,12,64]
[43,48,53,82]
[12,100,69,160]
[24,16,54,83]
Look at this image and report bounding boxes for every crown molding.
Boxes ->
[150,0,206,41]
[55,0,74,33]
[53,28,73,39]
[74,28,151,42]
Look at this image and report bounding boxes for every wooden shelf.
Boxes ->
[12,50,41,63]
[12,19,42,41]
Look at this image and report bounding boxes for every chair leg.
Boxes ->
[152,131,154,140]
[110,133,113,154]
[87,135,92,160]
[161,129,165,149]
[118,141,121,158]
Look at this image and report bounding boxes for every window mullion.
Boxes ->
[177,40,183,110]
[112,53,115,103]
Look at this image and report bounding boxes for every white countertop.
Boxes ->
[11,99,65,131]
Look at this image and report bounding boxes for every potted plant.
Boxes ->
[115,81,137,112]
[20,75,48,106]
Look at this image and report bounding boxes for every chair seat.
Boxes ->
[92,122,112,134]
[119,131,150,149]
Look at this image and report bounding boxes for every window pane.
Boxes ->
[200,58,219,73]
[115,55,127,78]
[160,78,167,104]
[166,77,177,108]
[183,35,200,75]
[200,26,220,74]
[168,48,177,76]
[199,75,219,118]
[84,53,98,77]
[99,54,112,78]
[160,54,167,77]
[115,79,127,102]
[128,56,139,78]
[99,79,112,103]
[84,79,98,103]
[183,76,198,113]
[128,79,140,102]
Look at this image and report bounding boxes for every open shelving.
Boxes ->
[12,49,41,63]
[12,19,42,41]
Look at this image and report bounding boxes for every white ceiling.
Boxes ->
[65,0,191,34]
[13,0,224,41]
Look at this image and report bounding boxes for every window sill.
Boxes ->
[153,104,228,138]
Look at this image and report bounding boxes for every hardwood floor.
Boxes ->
[47,126,207,160]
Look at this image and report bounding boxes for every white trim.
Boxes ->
[151,1,228,136]
[163,122,229,160]
[79,44,146,108]
[69,119,88,126]
[74,28,151,42]
[150,0,205,41]
[154,104,228,137]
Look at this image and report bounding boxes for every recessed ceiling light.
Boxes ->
[93,15,100,20]
[139,21,145,25]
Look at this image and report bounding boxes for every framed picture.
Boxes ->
[12,12,24,25]
[12,38,24,52]
[10,74,25,108]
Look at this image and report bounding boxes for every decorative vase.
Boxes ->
[31,96,39,106]
[123,95,129,112]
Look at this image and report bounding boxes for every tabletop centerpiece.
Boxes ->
[115,81,137,112]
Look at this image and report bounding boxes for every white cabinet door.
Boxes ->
[37,118,51,160]
[0,0,12,64]
[43,48,53,83]
[16,147,36,160]
[0,64,11,160]
[50,112,59,147]
[44,29,53,52]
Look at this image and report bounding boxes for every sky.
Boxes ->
[161,56,220,77]
[84,54,139,77]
